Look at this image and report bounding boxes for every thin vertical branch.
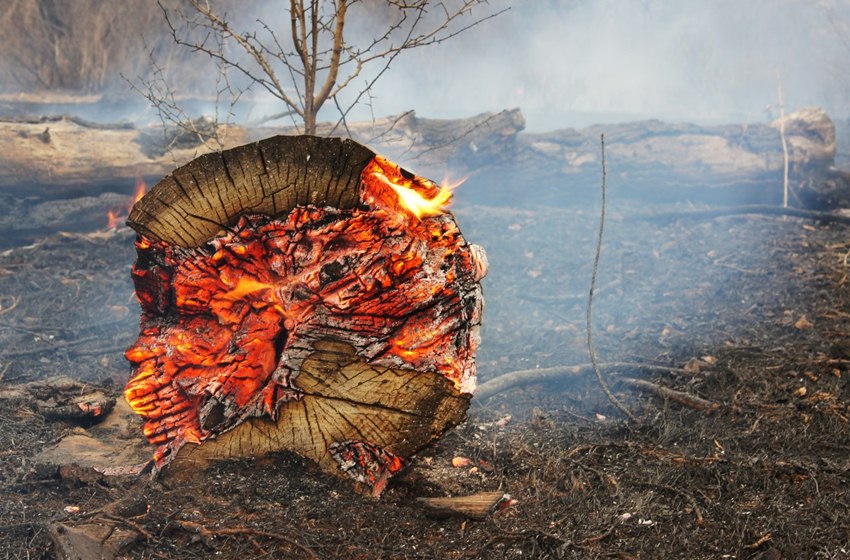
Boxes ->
[587,134,637,422]
[776,67,789,208]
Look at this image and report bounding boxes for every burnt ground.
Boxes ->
[0,192,849,559]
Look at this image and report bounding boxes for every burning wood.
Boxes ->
[123,135,486,495]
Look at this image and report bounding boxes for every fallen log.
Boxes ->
[3,106,843,209]
[119,135,487,496]
[0,114,249,193]
[0,109,524,194]
[469,106,849,208]
[257,108,527,174]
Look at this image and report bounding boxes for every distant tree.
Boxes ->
[134,0,505,141]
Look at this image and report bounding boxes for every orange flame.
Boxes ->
[133,176,146,205]
[107,175,147,229]
[361,156,463,220]
[372,172,455,219]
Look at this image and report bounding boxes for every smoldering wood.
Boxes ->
[118,135,485,495]
[169,341,471,478]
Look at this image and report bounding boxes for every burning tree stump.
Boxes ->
[123,135,486,495]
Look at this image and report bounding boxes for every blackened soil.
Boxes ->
[0,199,848,559]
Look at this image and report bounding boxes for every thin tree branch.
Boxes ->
[138,0,506,137]
[619,378,719,413]
[588,134,637,422]
[474,362,690,402]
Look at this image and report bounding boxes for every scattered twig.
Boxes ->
[638,482,705,526]
[0,521,40,533]
[639,205,850,225]
[483,529,571,552]
[746,532,773,549]
[100,513,154,540]
[0,295,19,316]
[587,134,637,422]
[619,377,719,413]
[475,362,688,401]
[568,458,619,491]
[174,519,319,559]
[578,525,616,546]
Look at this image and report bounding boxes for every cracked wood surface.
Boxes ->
[128,135,374,247]
[173,340,469,490]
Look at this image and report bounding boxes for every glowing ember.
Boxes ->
[124,144,486,493]
[329,440,406,496]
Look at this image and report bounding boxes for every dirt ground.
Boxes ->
[0,191,849,559]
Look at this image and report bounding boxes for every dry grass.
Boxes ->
[0,0,188,93]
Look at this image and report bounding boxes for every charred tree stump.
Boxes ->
[123,135,487,495]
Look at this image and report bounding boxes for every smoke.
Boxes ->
[3,0,848,132]
[336,0,850,130]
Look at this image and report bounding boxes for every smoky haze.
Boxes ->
[2,0,847,131]
[340,0,850,130]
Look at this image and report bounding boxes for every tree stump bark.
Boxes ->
[124,135,487,495]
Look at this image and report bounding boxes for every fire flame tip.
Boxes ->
[105,178,147,230]
[440,176,467,193]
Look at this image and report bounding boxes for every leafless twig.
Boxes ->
[175,519,319,559]
[776,67,790,208]
[618,378,719,413]
[475,362,689,402]
[588,134,637,422]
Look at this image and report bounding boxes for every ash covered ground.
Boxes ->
[0,185,849,558]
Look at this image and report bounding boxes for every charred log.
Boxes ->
[123,135,486,495]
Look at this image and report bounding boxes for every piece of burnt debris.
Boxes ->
[123,135,487,496]
[0,376,116,422]
[416,491,514,520]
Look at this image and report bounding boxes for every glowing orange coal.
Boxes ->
[124,154,485,472]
